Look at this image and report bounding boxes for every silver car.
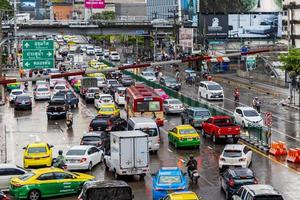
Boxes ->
[163,98,184,114]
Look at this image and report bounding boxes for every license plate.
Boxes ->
[22,102,25,105]
[219,135,225,138]
[53,112,59,115]
[131,169,137,173]
[215,96,219,98]
[227,135,232,138]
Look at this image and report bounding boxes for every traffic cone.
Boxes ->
[277,141,287,155]
[287,148,300,163]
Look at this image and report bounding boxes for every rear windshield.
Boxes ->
[28,147,47,153]
[158,175,181,184]
[168,100,181,104]
[207,85,222,90]
[55,86,66,90]
[253,196,283,200]
[66,149,86,156]
[223,150,242,157]
[83,136,101,141]
[90,119,108,131]
[137,101,161,112]
[138,128,158,137]
[179,129,196,135]
[100,108,114,112]
[37,88,48,92]
[85,187,132,200]
[19,173,35,181]
[12,91,23,95]
[195,111,211,117]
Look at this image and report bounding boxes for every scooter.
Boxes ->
[66,119,73,129]
[189,169,200,184]
[24,81,28,90]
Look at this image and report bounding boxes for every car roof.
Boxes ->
[188,107,210,111]
[82,132,106,137]
[116,87,126,90]
[0,163,19,168]
[11,89,24,92]
[236,106,256,111]
[82,180,130,191]
[200,81,220,85]
[129,117,156,124]
[244,184,280,196]
[32,167,65,174]
[224,144,245,151]
[27,142,49,147]
[69,145,93,150]
[54,84,66,87]
[158,167,182,175]
[176,125,194,130]
[169,191,198,199]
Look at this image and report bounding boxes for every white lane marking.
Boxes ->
[168,148,173,152]
[207,146,213,150]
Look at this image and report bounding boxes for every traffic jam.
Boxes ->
[0,35,295,200]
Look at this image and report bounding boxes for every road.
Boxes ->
[1,81,300,200]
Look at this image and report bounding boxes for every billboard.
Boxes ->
[20,0,36,11]
[200,0,282,13]
[204,15,228,38]
[179,28,193,49]
[181,0,198,27]
[85,0,106,9]
[228,13,282,38]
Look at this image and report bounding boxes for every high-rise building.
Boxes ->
[282,0,300,48]
[147,0,178,21]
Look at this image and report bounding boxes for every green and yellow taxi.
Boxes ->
[164,191,200,200]
[168,125,200,148]
[7,82,21,91]
[9,168,94,200]
[23,142,53,169]
[97,103,120,117]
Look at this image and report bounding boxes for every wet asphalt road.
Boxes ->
[1,82,300,200]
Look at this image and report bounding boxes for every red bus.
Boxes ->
[125,84,164,126]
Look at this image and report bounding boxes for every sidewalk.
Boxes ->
[213,73,300,110]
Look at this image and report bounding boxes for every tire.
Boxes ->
[114,170,119,179]
[100,154,104,163]
[202,129,206,138]
[104,160,109,171]
[233,138,239,144]
[242,121,246,129]
[28,190,41,200]
[88,162,92,171]
[213,134,218,143]
[140,173,145,181]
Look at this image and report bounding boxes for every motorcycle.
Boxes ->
[24,82,28,90]
[189,169,200,184]
[66,119,73,129]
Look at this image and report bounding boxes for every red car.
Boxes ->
[202,116,240,143]
[154,89,169,100]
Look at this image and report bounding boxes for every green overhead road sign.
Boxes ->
[22,40,54,69]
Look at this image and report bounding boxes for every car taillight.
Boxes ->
[80,157,87,163]
[239,158,246,162]
[24,156,31,159]
[89,127,93,132]
[179,137,184,141]
[228,178,235,187]
[155,187,164,191]
[41,155,50,158]
[254,178,258,184]
[13,183,24,188]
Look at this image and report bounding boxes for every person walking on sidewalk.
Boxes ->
[252,97,261,113]
[233,88,240,102]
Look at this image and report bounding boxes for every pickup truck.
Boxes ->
[181,107,211,128]
[202,116,240,143]
[46,99,69,120]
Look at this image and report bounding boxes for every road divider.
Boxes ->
[269,141,287,156]
[287,148,300,163]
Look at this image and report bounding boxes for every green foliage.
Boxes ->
[279,48,300,77]
[91,11,116,20]
[0,0,12,10]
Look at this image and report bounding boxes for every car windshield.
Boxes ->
[169,100,181,104]
[194,111,210,117]
[66,149,86,156]
[158,175,181,184]
[37,88,48,92]
[18,173,35,181]
[100,107,114,112]
[88,89,100,93]
[165,78,177,83]
[207,84,222,90]
[100,97,112,101]
[12,91,23,95]
[137,101,161,112]
[253,196,283,200]
[156,90,165,96]
[16,96,30,100]
[138,128,158,137]
[82,136,101,141]
[27,147,47,153]
[179,129,196,134]
[55,86,66,90]
[223,150,242,157]
[244,110,259,117]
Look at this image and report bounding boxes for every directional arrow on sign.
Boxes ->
[25,62,29,67]
[47,52,52,57]
[24,43,30,48]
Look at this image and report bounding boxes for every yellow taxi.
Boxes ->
[164,191,200,200]
[97,103,120,117]
[168,125,200,148]
[23,142,53,168]
[10,168,94,200]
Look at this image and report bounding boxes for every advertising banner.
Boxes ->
[228,13,282,38]
[181,0,198,27]
[204,15,228,38]
[85,0,106,9]
[179,28,193,50]
[20,0,36,11]
[200,0,282,13]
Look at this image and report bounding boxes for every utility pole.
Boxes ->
[0,11,5,105]
[287,4,293,104]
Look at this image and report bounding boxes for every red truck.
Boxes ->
[202,116,240,143]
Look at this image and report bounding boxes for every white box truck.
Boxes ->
[104,130,149,180]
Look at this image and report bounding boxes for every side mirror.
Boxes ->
[50,145,54,148]
[22,147,26,150]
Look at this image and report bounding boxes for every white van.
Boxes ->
[198,81,224,100]
[127,117,160,153]
[115,87,126,105]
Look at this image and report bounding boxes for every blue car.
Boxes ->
[152,167,187,200]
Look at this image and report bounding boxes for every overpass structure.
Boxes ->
[2,19,174,36]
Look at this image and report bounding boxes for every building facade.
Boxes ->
[283,0,300,48]
[147,0,178,20]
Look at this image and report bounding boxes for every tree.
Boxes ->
[279,48,300,78]
[91,11,116,20]
[0,0,12,10]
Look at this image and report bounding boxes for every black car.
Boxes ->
[0,190,9,200]
[220,167,258,200]
[80,131,110,150]
[89,115,127,132]
[78,180,134,200]
[159,76,181,91]
[14,95,32,110]
[52,90,79,108]
[120,75,134,86]
[46,99,68,119]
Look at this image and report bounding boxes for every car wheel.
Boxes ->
[233,138,239,144]
[88,162,93,171]
[140,173,145,181]
[202,129,206,138]
[100,154,104,163]
[28,190,41,200]
[104,160,109,171]
[114,170,119,179]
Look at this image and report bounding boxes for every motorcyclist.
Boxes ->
[252,97,261,113]
[175,69,180,82]
[186,155,198,177]
[66,109,73,127]
[54,150,66,168]
[233,88,240,102]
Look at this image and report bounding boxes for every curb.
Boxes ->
[239,136,270,155]
[213,75,281,98]
[281,103,300,110]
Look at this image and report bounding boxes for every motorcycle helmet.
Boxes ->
[58,150,63,155]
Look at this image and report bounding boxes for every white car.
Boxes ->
[35,80,49,88]
[94,46,102,53]
[94,93,114,109]
[53,84,67,94]
[115,87,126,105]
[103,49,110,57]
[0,164,26,191]
[219,144,252,170]
[141,71,156,81]
[65,145,103,171]
[109,51,120,61]
[9,89,25,102]
[105,79,119,88]
[163,98,184,114]
[97,77,106,88]
[50,78,64,88]
[233,107,263,128]
[198,81,224,100]
[86,46,95,55]
[34,86,51,100]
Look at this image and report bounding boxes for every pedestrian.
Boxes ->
[252,97,261,113]
[175,69,180,82]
